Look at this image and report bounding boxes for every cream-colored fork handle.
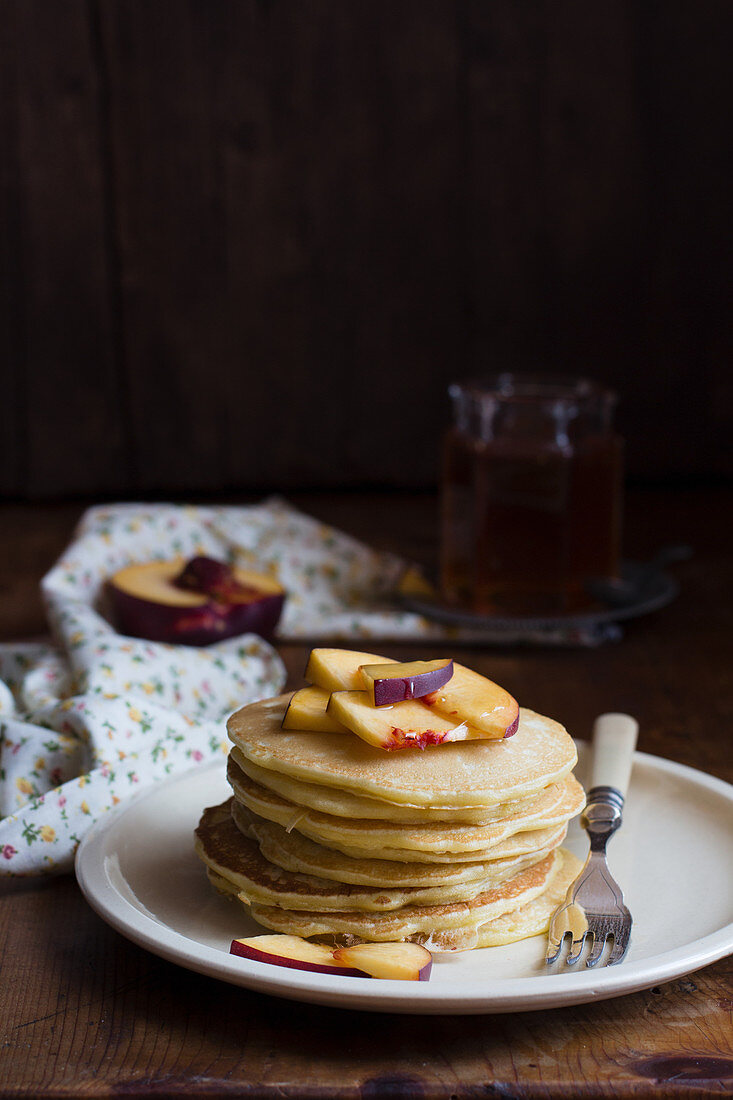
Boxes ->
[590,713,639,797]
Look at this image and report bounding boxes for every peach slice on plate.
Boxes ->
[230,935,433,981]
[359,658,454,707]
[107,556,285,646]
[229,935,364,976]
[332,942,432,981]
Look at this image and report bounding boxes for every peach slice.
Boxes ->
[327,691,475,751]
[229,935,433,981]
[304,648,396,692]
[359,659,454,707]
[229,934,364,976]
[423,662,519,738]
[107,557,285,646]
[281,686,348,733]
[332,942,433,981]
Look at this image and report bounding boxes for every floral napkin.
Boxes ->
[0,497,617,878]
[0,497,433,878]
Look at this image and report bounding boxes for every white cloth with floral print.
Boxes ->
[0,497,441,878]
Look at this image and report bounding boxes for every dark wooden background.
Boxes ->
[1,0,732,501]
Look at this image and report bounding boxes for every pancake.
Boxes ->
[246,848,564,943]
[475,849,583,947]
[227,696,577,809]
[419,849,583,951]
[231,799,562,888]
[227,754,585,855]
[195,801,565,913]
[230,748,540,825]
[288,822,569,864]
[206,866,241,898]
[204,851,585,952]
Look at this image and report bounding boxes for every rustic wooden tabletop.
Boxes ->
[1,489,732,1099]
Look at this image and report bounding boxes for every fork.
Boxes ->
[546,712,639,968]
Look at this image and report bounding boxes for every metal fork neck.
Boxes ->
[582,785,625,852]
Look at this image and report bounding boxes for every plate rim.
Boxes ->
[75,747,733,1015]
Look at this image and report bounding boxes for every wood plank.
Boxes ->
[630,0,733,480]
[458,0,550,370]
[460,0,733,481]
[1,2,732,499]
[99,0,462,493]
[0,3,26,497]
[535,1,647,383]
[459,1,647,380]
[284,0,463,489]
[1,0,127,499]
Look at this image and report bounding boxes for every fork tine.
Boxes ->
[545,928,570,965]
[585,932,608,967]
[566,931,589,965]
[607,930,631,966]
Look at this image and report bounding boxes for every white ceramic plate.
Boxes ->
[75,743,733,1014]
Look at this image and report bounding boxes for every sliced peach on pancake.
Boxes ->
[422,663,519,738]
[304,648,395,691]
[304,649,518,745]
[359,658,453,706]
[326,691,477,751]
[281,686,348,733]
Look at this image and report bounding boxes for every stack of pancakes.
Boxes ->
[195,694,585,951]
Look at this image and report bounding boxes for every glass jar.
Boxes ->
[440,374,624,616]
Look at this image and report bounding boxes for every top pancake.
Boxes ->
[227,695,577,808]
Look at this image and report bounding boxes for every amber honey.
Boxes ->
[440,377,623,616]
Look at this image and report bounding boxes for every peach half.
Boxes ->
[106,556,285,646]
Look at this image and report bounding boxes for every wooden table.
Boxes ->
[1,490,732,1099]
